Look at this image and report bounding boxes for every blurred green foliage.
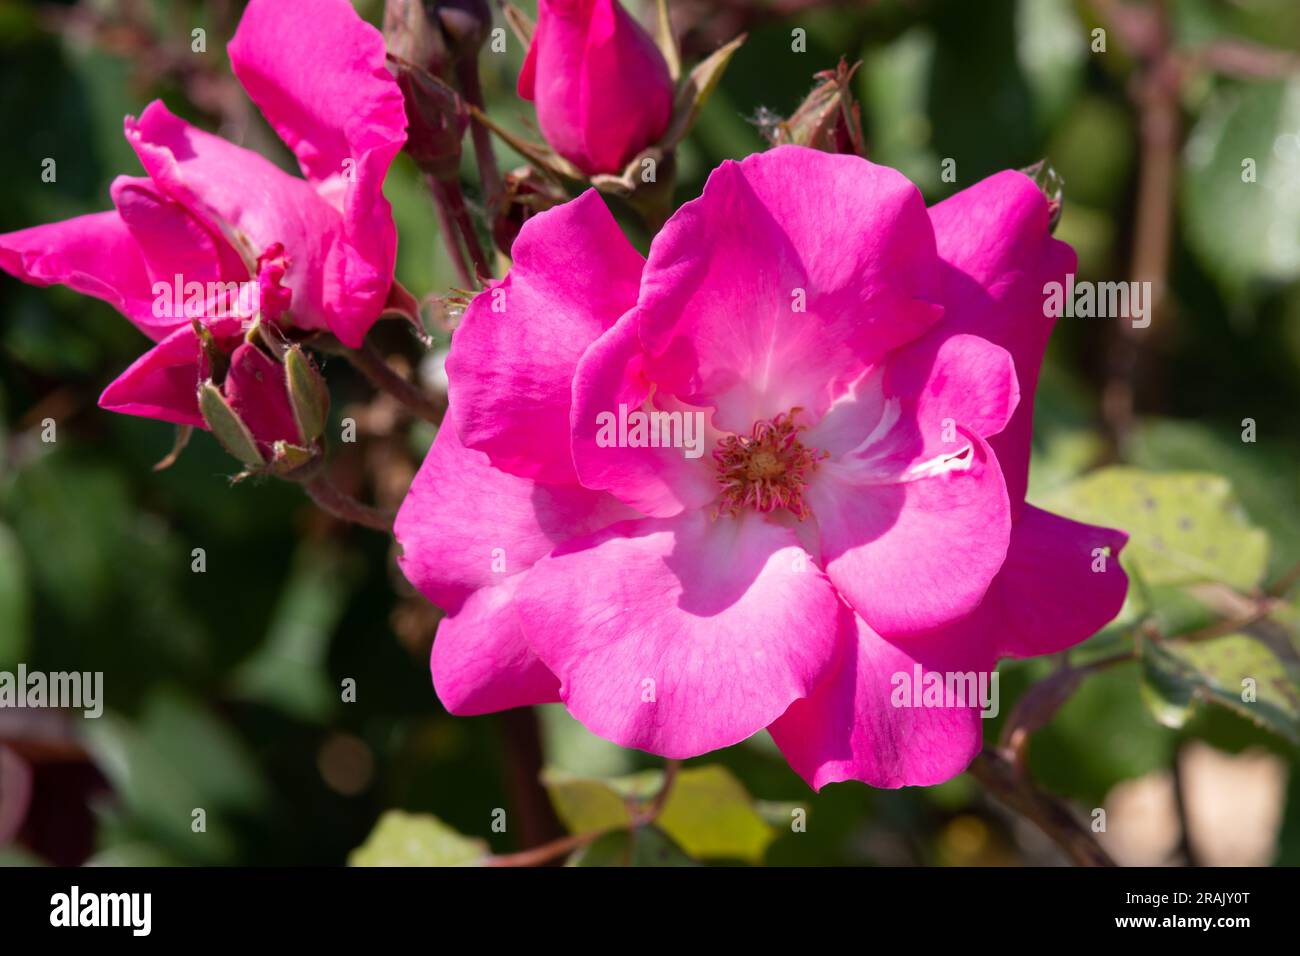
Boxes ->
[0,0,1297,866]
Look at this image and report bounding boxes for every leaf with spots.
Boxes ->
[1035,467,1270,591]
[1140,633,1300,746]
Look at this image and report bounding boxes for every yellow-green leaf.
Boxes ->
[657,765,776,864]
[349,811,486,867]
[1140,633,1300,745]
[1035,467,1269,590]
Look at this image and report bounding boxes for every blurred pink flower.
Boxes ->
[518,0,675,175]
[398,147,1129,788]
[0,0,406,431]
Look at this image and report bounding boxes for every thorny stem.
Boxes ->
[303,475,394,532]
[969,750,1116,867]
[487,757,683,867]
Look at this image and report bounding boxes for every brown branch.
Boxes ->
[456,57,504,222]
[495,707,565,854]
[302,475,394,532]
[484,828,610,867]
[968,750,1116,867]
[1099,0,1181,455]
[429,175,491,286]
[486,755,683,867]
[429,175,475,291]
[320,337,446,425]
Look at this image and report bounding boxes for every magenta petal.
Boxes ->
[929,171,1076,514]
[986,505,1129,658]
[432,582,561,715]
[522,0,675,175]
[222,343,300,448]
[809,332,1020,470]
[394,416,636,613]
[570,309,719,516]
[124,102,339,333]
[228,0,405,346]
[111,176,248,293]
[769,614,994,789]
[0,212,159,338]
[514,509,853,758]
[808,435,1012,636]
[447,191,644,483]
[98,325,205,428]
[637,147,944,433]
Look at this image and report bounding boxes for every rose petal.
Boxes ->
[98,325,206,428]
[808,434,1012,636]
[228,0,406,345]
[432,581,561,715]
[637,147,944,433]
[514,508,852,757]
[447,190,644,482]
[0,212,160,338]
[770,613,995,789]
[929,171,1076,514]
[395,415,636,612]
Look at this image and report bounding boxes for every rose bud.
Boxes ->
[518,0,675,176]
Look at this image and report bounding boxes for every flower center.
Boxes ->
[712,408,826,520]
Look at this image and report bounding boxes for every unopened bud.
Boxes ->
[285,345,329,444]
[198,381,264,470]
[389,57,470,179]
[765,59,865,157]
[384,0,452,78]
[1021,159,1064,233]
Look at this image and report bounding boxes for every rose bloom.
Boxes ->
[399,146,1128,788]
[0,0,406,433]
[518,0,675,176]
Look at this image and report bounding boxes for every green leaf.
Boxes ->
[230,544,352,722]
[349,811,486,866]
[544,765,775,863]
[81,708,241,864]
[1182,78,1300,298]
[567,827,697,867]
[656,766,776,864]
[543,769,635,834]
[1035,467,1270,590]
[1140,633,1300,745]
[537,704,636,778]
[0,524,30,667]
[1128,419,1300,576]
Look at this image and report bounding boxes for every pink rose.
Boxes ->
[0,0,406,432]
[396,146,1129,788]
[518,0,675,175]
